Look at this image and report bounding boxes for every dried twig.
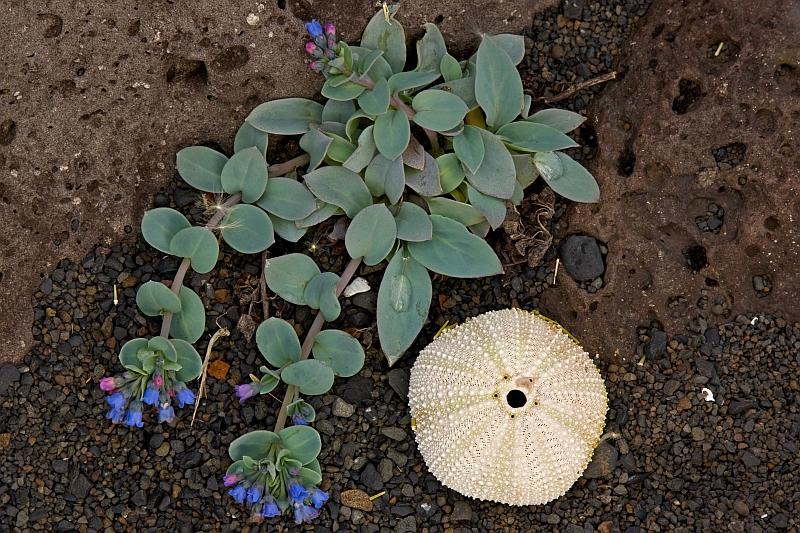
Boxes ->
[540,71,617,104]
[191,327,230,427]
[260,250,269,320]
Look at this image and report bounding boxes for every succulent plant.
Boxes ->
[408,308,608,506]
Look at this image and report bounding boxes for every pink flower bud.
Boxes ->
[223,474,239,487]
[324,23,336,37]
[305,41,318,55]
[153,374,164,388]
[99,377,116,392]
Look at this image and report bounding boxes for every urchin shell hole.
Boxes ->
[506,389,527,408]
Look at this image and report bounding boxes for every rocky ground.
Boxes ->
[1,0,798,531]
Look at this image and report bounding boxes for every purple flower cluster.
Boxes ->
[303,19,338,75]
[101,371,195,428]
[224,471,329,524]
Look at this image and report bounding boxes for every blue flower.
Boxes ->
[124,408,143,428]
[293,503,319,524]
[106,406,125,424]
[261,500,281,518]
[304,19,323,38]
[176,386,195,408]
[228,484,247,504]
[291,413,308,426]
[106,392,126,410]
[142,387,159,406]
[246,485,262,504]
[158,404,175,423]
[310,488,329,509]
[288,481,309,503]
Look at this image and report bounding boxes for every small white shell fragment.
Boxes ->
[409,308,608,506]
[343,277,370,298]
[246,13,260,25]
[701,387,715,402]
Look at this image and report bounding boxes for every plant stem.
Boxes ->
[272,256,363,433]
[158,153,310,338]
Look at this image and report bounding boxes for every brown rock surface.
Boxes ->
[0,0,548,363]
[540,0,800,362]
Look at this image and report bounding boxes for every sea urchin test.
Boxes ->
[409,309,608,505]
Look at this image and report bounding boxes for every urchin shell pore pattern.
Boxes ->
[408,309,608,506]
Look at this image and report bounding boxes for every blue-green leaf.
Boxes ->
[296,202,342,229]
[170,287,205,343]
[221,147,269,203]
[407,215,503,277]
[431,77,477,109]
[467,184,507,230]
[513,154,539,189]
[279,426,321,465]
[312,329,365,377]
[387,70,441,93]
[527,108,587,133]
[426,197,485,226]
[321,79,366,101]
[135,281,181,316]
[176,146,227,193]
[361,8,406,73]
[148,336,177,362]
[221,204,274,253]
[496,121,579,152]
[345,204,397,265]
[119,338,148,372]
[436,153,466,193]
[229,430,280,461]
[543,153,600,203]
[247,98,323,135]
[394,202,432,242]
[299,128,333,171]
[304,166,373,218]
[281,360,335,396]
[415,23,447,73]
[475,35,523,129]
[452,125,485,174]
[255,177,317,221]
[234,122,268,157]
[141,208,192,255]
[343,126,377,173]
[172,338,202,381]
[303,272,341,321]
[322,99,356,123]
[374,109,410,160]
[465,128,516,199]
[169,226,219,274]
[256,317,301,367]
[440,53,462,82]
[264,253,321,305]
[269,215,308,243]
[405,151,443,197]
[489,34,526,65]
[365,154,405,204]
[357,78,390,115]
[377,247,431,366]
[411,90,469,132]
[532,151,563,182]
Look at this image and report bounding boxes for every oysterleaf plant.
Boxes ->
[99,6,600,525]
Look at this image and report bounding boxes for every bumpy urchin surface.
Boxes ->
[409,308,608,506]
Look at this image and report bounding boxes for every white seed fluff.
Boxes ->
[409,309,608,506]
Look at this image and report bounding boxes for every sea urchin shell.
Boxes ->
[408,309,608,506]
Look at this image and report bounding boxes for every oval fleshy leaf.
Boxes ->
[246,98,323,135]
[279,426,322,465]
[452,125,485,174]
[407,215,503,278]
[312,329,365,377]
[281,359,335,396]
[135,281,182,316]
[172,338,202,382]
[255,177,317,221]
[169,226,219,274]
[303,166,373,218]
[256,317,301,367]
[394,202,432,242]
[141,208,191,255]
[345,204,397,265]
[496,121,579,152]
[361,8,406,73]
[465,128,516,199]
[228,430,281,461]
[303,272,341,322]
[374,109,410,160]
[176,146,228,193]
[474,35,523,129]
[377,247,432,366]
[527,108,587,133]
[221,147,269,203]
[411,89,469,132]
[221,204,274,253]
[170,286,206,343]
[264,253,321,305]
